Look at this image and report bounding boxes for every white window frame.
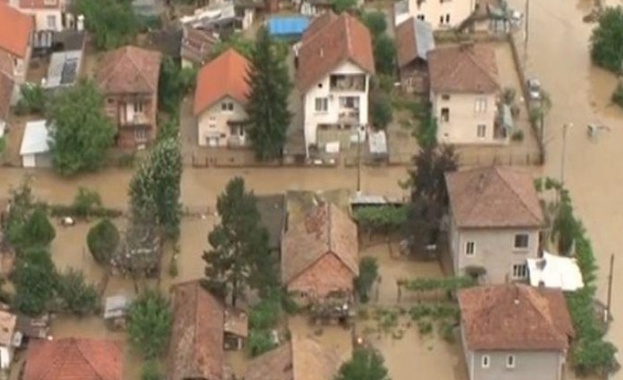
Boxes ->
[315,97,328,113]
[465,241,475,256]
[221,102,234,112]
[445,13,450,24]
[481,355,490,368]
[134,102,144,113]
[506,354,516,368]
[514,234,529,249]
[475,98,487,113]
[134,129,148,142]
[477,124,486,138]
[512,263,528,279]
[441,107,450,122]
[47,15,57,29]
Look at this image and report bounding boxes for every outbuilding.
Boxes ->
[267,16,309,40]
[20,120,52,168]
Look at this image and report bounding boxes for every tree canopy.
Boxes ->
[335,348,391,380]
[373,34,397,75]
[56,268,99,316]
[362,12,387,38]
[47,80,116,176]
[87,219,120,264]
[12,247,57,316]
[127,290,172,359]
[74,0,138,50]
[202,177,275,306]
[371,93,393,130]
[245,28,292,161]
[590,6,623,73]
[211,33,255,59]
[331,0,357,13]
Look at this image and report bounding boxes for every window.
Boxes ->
[134,102,143,113]
[475,98,487,113]
[47,15,57,29]
[441,94,450,101]
[315,97,328,112]
[439,15,444,24]
[107,98,115,105]
[506,355,516,368]
[134,129,148,142]
[221,102,234,112]
[465,241,475,256]
[512,264,528,279]
[445,14,450,23]
[477,124,486,138]
[441,108,450,122]
[209,123,216,129]
[416,14,425,21]
[514,234,529,249]
[481,355,490,368]
[339,96,359,108]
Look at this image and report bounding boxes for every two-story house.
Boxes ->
[395,17,435,94]
[0,2,34,102]
[458,284,574,380]
[394,0,475,29]
[95,45,161,149]
[445,166,545,283]
[10,0,70,32]
[428,43,504,145]
[297,11,374,155]
[194,48,250,148]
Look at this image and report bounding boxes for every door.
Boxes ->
[208,137,218,147]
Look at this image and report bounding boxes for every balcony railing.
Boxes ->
[121,113,150,126]
[330,75,366,91]
[338,108,359,123]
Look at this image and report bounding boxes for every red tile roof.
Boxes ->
[445,166,544,228]
[23,338,124,380]
[193,48,250,116]
[19,0,61,9]
[95,45,161,95]
[281,202,359,285]
[458,284,574,351]
[428,44,499,93]
[0,2,34,58]
[168,281,225,380]
[297,12,374,91]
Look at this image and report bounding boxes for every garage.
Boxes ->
[20,120,52,168]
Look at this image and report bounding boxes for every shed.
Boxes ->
[368,130,387,157]
[44,50,83,89]
[20,120,51,168]
[267,16,309,40]
[103,295,133,329]
[15,314,50,343]
[224,307,248,351]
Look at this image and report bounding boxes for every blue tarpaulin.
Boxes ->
[267,16,310,38]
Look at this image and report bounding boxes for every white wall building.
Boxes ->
[394,0,475,29]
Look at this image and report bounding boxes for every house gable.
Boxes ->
[287,251,355,297]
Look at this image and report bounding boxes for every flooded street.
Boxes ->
[505,0,623,376]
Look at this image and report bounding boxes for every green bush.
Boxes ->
[247,329,276,358]
[87,219,120,265]
[56,268,99,316]
[590,6,623,73]
[370,93,393,130]
[17,207,56,250]
[417,319,433,335]
[141,359,163,380]
[72,187,103,218]
[12,247,57,316]
[249,297,280,330]
[17,83,47,114]
[439,320,456,343]
[354,257,379,303]
[127,290,172,359]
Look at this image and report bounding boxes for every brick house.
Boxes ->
[395,16,435,94]
[95,45,161,149]
[281,202,358,305]
[23,338,124,380]
[0,2,34,103]
[458,284,574,380]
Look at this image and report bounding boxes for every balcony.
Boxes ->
[121,113,150,126]
[338,108,359,124]
[330,74,366,92]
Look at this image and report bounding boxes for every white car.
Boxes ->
[526,78,542,101]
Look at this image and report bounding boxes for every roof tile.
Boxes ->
[395,17,434,67]
[428,44,499,93]
[95,45,161,95]
[0,3,33,58]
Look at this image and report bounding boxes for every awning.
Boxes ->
[527,251,584,292]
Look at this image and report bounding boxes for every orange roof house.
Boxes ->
[0,2,33,58]
[281,202,358,302]
[23,338,124,380]
[193,48,252,148]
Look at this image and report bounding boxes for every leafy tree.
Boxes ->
[248,329,276,358]
[211,33,255,59]
[373,34,397,75]
[362,11,387,38]
[87,219,120,264]
[17,207,56,250]
[158,57,197,116]
[354,257,378,303]
[127,290,172,359]
[4,179,36,249]
[56,268,99,316]
[74,0,138,50]
[148,138,183,240]
[47,80,116,176]
[590,6,623,73]
[12,247,57,316]
[72,187,102,218]
[16,83,47,115]
[202,177,275,307]
[415,113,438,148]
[249,296,281,330]
[246,27,292,160]
[331,0,357,13]
[551,189,582,255]
[371,93,393,130]
[335,348,390,380]
[129,161,158,224]
[405,145,457,253]
[141,360,163,380]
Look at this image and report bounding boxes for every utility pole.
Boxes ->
[606,253,614,322]
[357,125,362,192]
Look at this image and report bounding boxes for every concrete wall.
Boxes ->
[403,0,474,29]
[197,96,248,148]
[432,91,500,145]
[22,8,63,31]
[471,349,564,380]
[303,60,370,147]
[451,219,540,283]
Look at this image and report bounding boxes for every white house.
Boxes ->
[0,311,17,370]
[428,44,504,145]
[193,48,250,148]
[20,119,52,168]
[394,0,475,29]
[297,12,375,156]
[7,0,72,32]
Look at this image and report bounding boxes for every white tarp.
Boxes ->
[527,251,584,291]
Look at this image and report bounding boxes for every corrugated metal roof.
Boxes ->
[45,50,82,88]
[368,130,387,155]
[413,19,435,60]
[20,120,50,156]
[268,16,310,37]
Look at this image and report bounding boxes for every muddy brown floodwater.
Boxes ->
[505,0,623,377]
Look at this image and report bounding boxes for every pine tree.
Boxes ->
[202,177,275,307]
[245,27,292,161]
